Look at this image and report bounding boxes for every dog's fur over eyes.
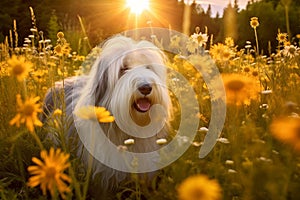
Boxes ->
[42,36,172,199]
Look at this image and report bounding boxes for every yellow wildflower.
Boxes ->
[53,109,63,117]
[75,106,115,123]
[32,69,47,83]
[250,17,259,29]
[222,73,261,106]
[270,116,300,151]
[57,31,64,39]
[9,94,43,132]
[225,37,234,47]
[7,55,32,81]
[277,32,288,43]
[27,148,71,199]
[210,43,234,62]
[177,174,222,200]
[54,44,63,56]
[54,43,71,57]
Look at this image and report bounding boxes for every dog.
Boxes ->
[42,35,172,199]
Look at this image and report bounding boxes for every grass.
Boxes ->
[0,11,300,200]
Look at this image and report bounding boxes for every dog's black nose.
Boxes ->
[138,84,152,95]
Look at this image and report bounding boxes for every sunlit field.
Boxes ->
[1,1,300,200]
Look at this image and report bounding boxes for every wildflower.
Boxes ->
[260,104,269,109]
[7,55,32,81]
[186,39,199,54]
[210,43,234,62]
[198,127,209,133]
[243,66,251,73]
[9,94,43,132]
[225,160,234,165]
[277,32,288,43]
[252,70,259,77]
[156,138,167,145]
[191,32,208,47]
[270,116,300,151]
[192,141,202,147]
[225,37,234,47]
[124,139,135,145]
[250,17,259,29]
[283,45,299,58]
[75,106,114,123]
[228,169,237,174]
[53,109,62,117]
[217,137,230,144]
[32,69,47,83]
[54,44,63,56]
[177,174,222,200]
[222,73,261,106]
[57,31,64,39]
[27,148,71,199]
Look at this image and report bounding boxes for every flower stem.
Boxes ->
[254,28,259,55]
[31,130,44,150]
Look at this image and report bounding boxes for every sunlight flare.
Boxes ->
[126,0,149,14]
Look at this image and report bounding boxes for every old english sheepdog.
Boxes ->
[42,35,172,199]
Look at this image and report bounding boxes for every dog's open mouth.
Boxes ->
[134,98,151,112]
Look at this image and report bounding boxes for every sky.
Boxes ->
[188,0,250,16]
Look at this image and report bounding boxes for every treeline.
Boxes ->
[0,0,299,53]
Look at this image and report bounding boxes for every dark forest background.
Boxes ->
[0,0,300,54]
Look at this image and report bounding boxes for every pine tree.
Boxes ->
[47,10,61,43]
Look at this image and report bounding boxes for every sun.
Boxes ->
[126,0,149,15]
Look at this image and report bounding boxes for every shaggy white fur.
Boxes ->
[42,35,172,199]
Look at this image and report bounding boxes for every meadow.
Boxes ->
[1,8,300,200]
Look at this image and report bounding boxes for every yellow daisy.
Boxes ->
[222,73,261,106]
[32,69,47,83]
[75,106,115,123]
[277,32,288,43]
[27,148,71,199]
[54,43,71,57]
[210,43,234,62]
[177,174,222,200]
[7,55,32,81]
[250,17,259,29]
[9,94,43,132]
[270,116,300,151]
[225,37,234,47]
[57,31,65,39]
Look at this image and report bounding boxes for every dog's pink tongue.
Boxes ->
[137,98,151,112]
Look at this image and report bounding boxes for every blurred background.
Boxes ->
[0,0,299,53]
